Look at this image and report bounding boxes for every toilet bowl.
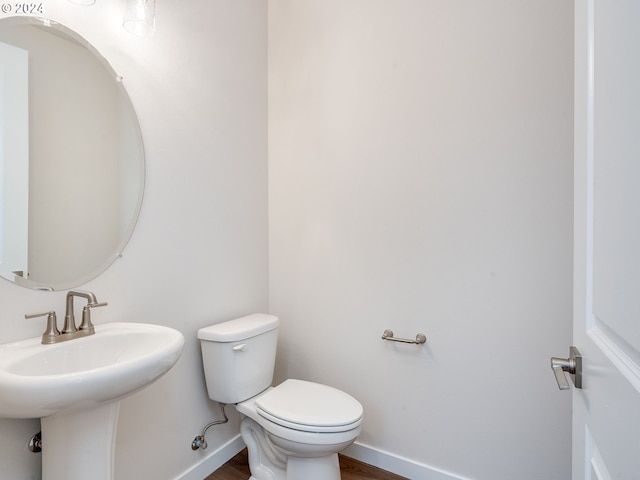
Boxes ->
[198,314,363,480]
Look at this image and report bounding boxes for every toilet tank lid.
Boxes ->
[198,314,279,342]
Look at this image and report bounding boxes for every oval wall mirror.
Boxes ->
[0,16,144,291]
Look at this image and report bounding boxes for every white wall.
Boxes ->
[268,1,574,479]
[0,1,267,478]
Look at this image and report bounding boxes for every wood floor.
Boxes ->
[205,449,408,480]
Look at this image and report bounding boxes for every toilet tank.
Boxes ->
[198,314,279,404]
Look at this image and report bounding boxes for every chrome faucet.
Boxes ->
[25,290,107,344]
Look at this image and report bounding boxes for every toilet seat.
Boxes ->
[255,379,363,433]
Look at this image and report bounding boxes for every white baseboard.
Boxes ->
[175,434,245,480]
[175,435,472,480]
[342,442,473,480]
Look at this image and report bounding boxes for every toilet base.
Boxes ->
[286,455,341,480]
[240,416,344,480]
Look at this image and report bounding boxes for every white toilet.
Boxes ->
[198,313,363,480]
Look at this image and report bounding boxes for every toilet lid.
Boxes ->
[255,379,363,433]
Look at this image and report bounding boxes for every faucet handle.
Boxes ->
[25,311,60,344]
[78,301,108,333]
[88,302,108,309]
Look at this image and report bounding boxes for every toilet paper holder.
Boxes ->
[381,329,426,345]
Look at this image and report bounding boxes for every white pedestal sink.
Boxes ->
[0,322,185,480]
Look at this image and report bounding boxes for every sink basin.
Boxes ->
[0,322,185,418]
[0,321,184,480]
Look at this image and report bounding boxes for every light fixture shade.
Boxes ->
[68,0,96,4]
[123,0,156,37]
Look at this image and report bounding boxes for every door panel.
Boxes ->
[573,1,640,479]
[592,0,640,354]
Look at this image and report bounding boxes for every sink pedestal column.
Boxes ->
[40,401,120,480]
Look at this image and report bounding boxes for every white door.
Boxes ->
[0,41,29,281]
[571,0,640,478]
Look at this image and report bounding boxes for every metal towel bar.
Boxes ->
[381,329,426,345]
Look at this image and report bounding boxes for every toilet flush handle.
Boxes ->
[233,344,246,352]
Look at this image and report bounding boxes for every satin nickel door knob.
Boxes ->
[551,346,582,390]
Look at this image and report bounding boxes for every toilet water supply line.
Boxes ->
[191,403,228,450]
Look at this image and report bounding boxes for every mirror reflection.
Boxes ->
[0,17,144,290]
